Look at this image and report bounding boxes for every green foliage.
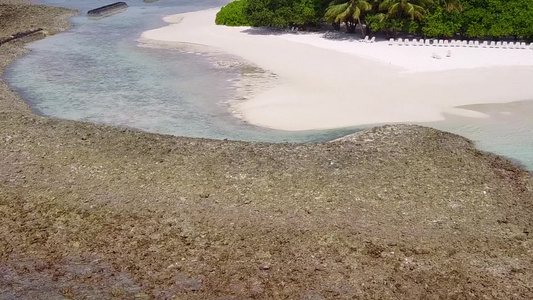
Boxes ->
[407,19,419,33]
[235,0,533,40]
[511,5,533,39]
[367,16,419,34]
[422,6,461,37]
[365,13,385,29]
[215,1,251,26]
[421,0,533,39]
[245,0,321,27]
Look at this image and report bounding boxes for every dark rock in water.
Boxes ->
[0,28,43,46]
[87,2,128,18]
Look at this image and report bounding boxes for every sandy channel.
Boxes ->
[140,8,533,131]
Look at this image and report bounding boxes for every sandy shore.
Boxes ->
[140,8,533,131]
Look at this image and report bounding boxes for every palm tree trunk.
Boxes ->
[357,16,365,37]
[345,21,355,33]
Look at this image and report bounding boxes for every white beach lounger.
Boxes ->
[398,38,403,46]
[369,37,376,43]
[425,39,431,46]
[529,43,533,50]
[474,41,480,47]
[432,53,442,59]
[418,39,424,46]
[438,40,444,46]
[509,42,515,49]
[521,42,527,49]
[461,40,468,47]
[443,40,449,46]
[389,38,394,46]
[496,41,502,48]
[502,41,508,49]
[361,35,370,42]
[468,41,474,47]
[482,41,488,48]
[446,50,451,57]
[489,41,495,48]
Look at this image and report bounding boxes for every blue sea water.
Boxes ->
[4,0,533,170]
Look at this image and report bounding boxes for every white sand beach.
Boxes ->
[140,8,533,131]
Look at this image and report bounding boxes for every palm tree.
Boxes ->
[325,0,373,35]
[378,0,432,21]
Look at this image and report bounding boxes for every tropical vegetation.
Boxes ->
[215,0,251,26]
[216,0,533,40]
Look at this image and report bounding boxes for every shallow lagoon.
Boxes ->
[6,0,357,142]
[5,0,533,170]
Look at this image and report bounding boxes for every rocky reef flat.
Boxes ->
[1,3,532,299]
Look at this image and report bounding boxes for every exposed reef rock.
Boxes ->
[0,28,43,46]
[87,2,128,18]
[1,3,533,299]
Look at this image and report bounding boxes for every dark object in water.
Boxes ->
[87,2,128,18]
[0,28,43,46]
[143,0,160,3]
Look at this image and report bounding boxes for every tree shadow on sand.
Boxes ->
[240,27,363,42]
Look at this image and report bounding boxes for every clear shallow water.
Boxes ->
[4,0,533,170]
[427,101,533,171]
[5,0,358,142]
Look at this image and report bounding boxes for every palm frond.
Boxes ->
[379,0,394,11]
[352,7,361,19]
[388,3,399,17]
[406,3,415,19]
[357,1,372,11]
[325,3,350,22]
[336,7,351,21]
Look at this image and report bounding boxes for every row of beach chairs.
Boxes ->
[361,36,376,43]
[389,38,533,49]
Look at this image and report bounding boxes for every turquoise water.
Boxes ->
[4,0,533,170]
[427,102,533,171]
